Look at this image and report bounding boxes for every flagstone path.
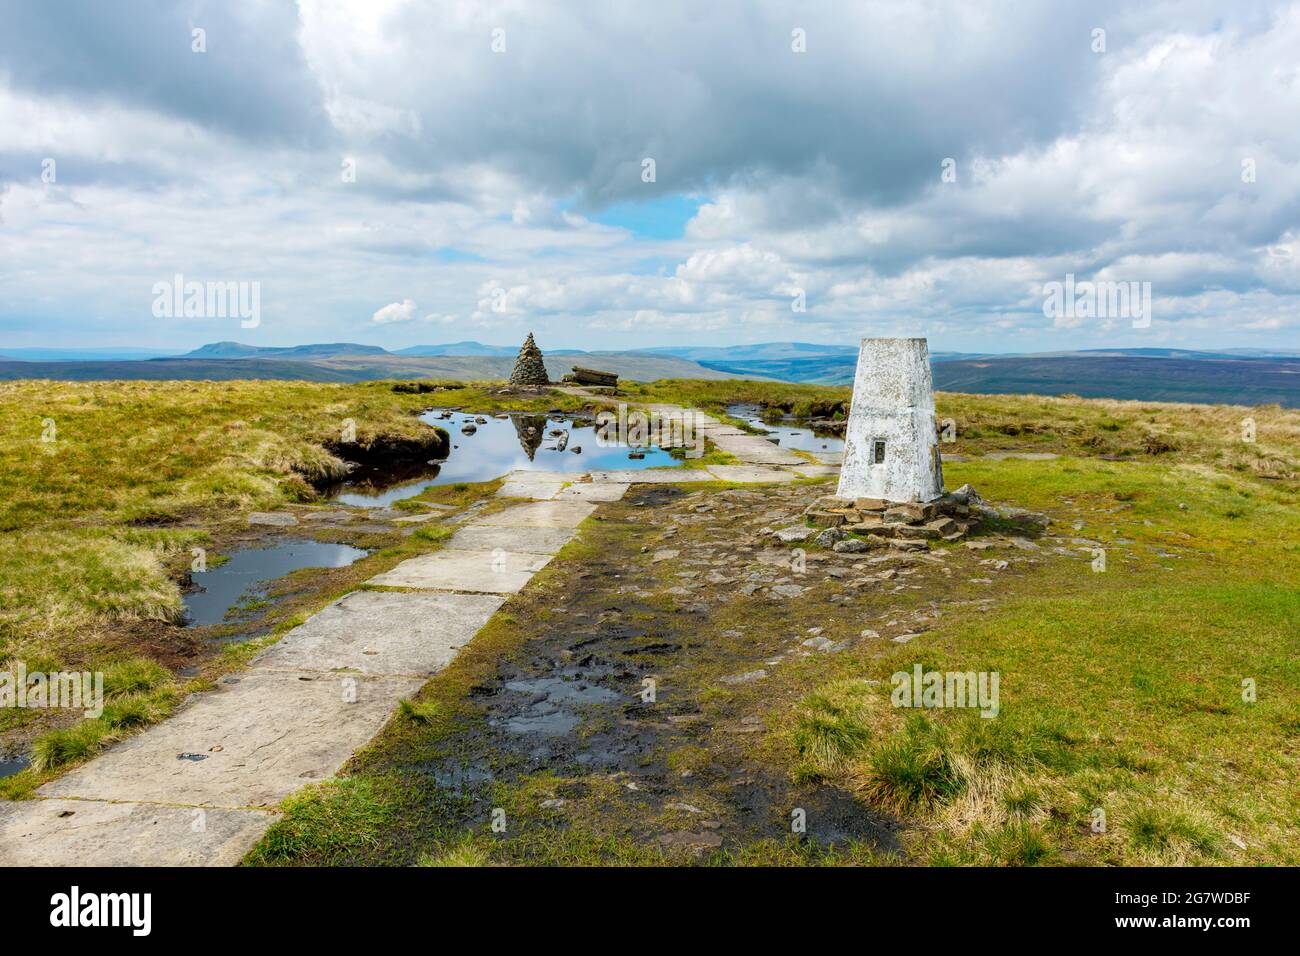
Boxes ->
[0,401,836,866]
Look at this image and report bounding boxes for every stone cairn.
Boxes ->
[794,483,984,553]
[508,332,550,387]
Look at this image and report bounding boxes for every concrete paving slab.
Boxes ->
[706,465,799,483]
[496,478,563,499]
[712,436,807,465]
[40,671,422,809]
[0,798,274,867]
[256,590,505,677]
[588,469,712,484]
[811,450,844,464]
[792,464,842,477]
[477,500,596,528]
[499,470,574,482]
[555,482,630,502]
[444,525,576,554]
[367,548,553,593]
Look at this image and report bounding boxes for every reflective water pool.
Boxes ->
[183,540,368,627]
[726,403,846,453]
[333,410,682,508]
[0,752,30,779]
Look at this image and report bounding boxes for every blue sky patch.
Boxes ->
[588,194,703,240]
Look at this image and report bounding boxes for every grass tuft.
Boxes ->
[1126,803,1222,860]
[791,679,875,781]
[861,714,965,813]
[31,720,116,770]
[416,838,492,867]
[397,698,444,724]
[103,657,172,696]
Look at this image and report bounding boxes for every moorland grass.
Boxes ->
[6,376,1296,866]
[0,378,597,783]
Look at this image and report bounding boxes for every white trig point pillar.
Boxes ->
[836,337,944,503]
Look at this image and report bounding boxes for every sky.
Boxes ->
[1,0,1298,354]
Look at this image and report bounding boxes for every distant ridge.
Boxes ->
[638,342,857,362]
[182,341,389,359]
[0,347,181,361]
[395,341,516,357]
[3,340,1297,406]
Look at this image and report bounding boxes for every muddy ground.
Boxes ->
[314,479,1072,865]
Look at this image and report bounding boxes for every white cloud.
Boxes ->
[0,1,1298,352]
[371,298,417,324]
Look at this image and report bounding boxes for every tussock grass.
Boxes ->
[410,524,452,544]
[100,689,175,731]
[102,658,172,696]
[244,777,400,866]
[790,679,876,781]
[928,821,1056,866]
[31,720,115,771]
[397,698,444,724]
[25,655,181,770]
[1124,801,1223,863]
[861,715,966,813]
[416,838,492,867]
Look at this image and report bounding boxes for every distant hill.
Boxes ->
[0,352,761,384]
[0,347,182,361]
[182,341,389,359]
[699,355,857,384]
[640,342,858,362]
[395,341,518,357]
[932,354,1300,407]
[0,358,362,382]
[3,339,1297,406]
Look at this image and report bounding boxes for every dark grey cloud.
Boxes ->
[0,0,330,145]
[361,1,1122,213]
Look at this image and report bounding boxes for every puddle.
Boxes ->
[0,752,30,778]
[427,763,496,794]
[727,403,845,453]
[501,675,623,737]
[184,540,368,627]
[332,410,683,507]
